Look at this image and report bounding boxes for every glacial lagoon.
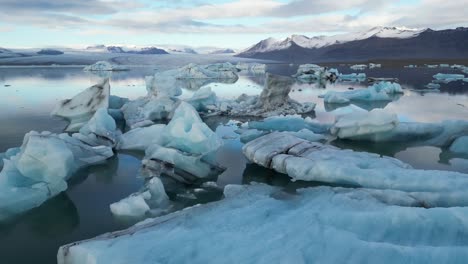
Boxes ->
[0,62,468,264]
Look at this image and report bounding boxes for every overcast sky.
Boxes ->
[0,0,467,49]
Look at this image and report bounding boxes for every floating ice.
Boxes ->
[321,82,403,104]
[110,177,169,219]
[186,87,217,112]
[52,79,110,132]
[369,63,381,69]
[142,145,223,182]
[433,73,465,83]
[57,184,468,264]
[293,64,337,81]
[327,106,468,146]
[425,83,441,89]
[163,102,222,155]
[350,64,367,70]
[121,97,177,129]
[404,64,417,68]
[117,124,165,151]
[83,61,129,71]
[450,136,468,155]
[225,73,316,117]
[244,133,468,206]
[248,114,331,134]
[72,108,119,147]
[145,75,183,98]
[250,63,266,72]
[338,73,366,81]
[331,108,399,138]
[0,131,113,221]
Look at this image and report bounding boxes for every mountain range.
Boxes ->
[236,27,468,62]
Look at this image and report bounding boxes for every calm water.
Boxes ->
[0,63,467,263]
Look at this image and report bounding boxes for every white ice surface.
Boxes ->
[58,182,468,264]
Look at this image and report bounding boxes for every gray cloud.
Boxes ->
[0,0,132,14]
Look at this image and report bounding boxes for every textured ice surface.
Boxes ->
[58,183,468,264]
[331,108,399,138]
[117,124,165,151]
[186,87,217,112]
[450,136,468,155]
[110,177,169,219]
[0,131,113,221]
[83,61,129,71]
[248,115,331,134]
[145,75,183,98]
[293,64,337,81]
[321,82,403,104]
[52,79,110,132]
[121,96,177,129]
[72,108,119,147]
[142,145,222,181]
[225,73,316,117]
[433,73,465,82]
[163,102,222,155]
[244,133,468,206]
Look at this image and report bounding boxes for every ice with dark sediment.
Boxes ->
[51,79,110,132]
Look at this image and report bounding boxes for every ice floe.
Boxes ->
[293,64,337,82]
[243,133,468,205]
[350,64,367,70]
[52,79,110,132]
[83,61,129,72]
[58,183,468,264]
[110,177,170,219]
[450,136,468,155]
[321,81,403,104]
[0,131,113,221]
[224,73,316,117]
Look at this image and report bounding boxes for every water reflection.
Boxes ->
[0,64,467,264]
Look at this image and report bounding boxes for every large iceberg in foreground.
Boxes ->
[52,79,110,132]
[0,131,113,221]
[243,133,468,206]
[58,184,468,264]
[72,108,119,148]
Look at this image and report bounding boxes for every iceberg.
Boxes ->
[250,63,266,72]
[83,61,129,71]
[248,114,331,134]
[0,131,113,221]
[117,124,165,151]
[121,96,178,129]
[72,108,119,148]
[433,73,465,83]
[330,108,399,138]
[350,64,367,70]
[369,63,381,68]
[110,177,169,219]
[186,87,217,112]
[225,73,316,117]
[145,75,183,98]
[243,133,468,205]
[329,106,468,146]
[321,81,403,104]
[142,145,223,182]
[58,184,468,264]
[293,64,337,82]
[404,64,417,68]
[450,136,468,155]
[51,79,110,132]
[338,73,366,81]
[163,102,222,155]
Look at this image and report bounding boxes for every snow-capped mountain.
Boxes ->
[237,27,468,62]
[241,27,426,55]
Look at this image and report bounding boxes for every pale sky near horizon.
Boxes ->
[0,0,467,49]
